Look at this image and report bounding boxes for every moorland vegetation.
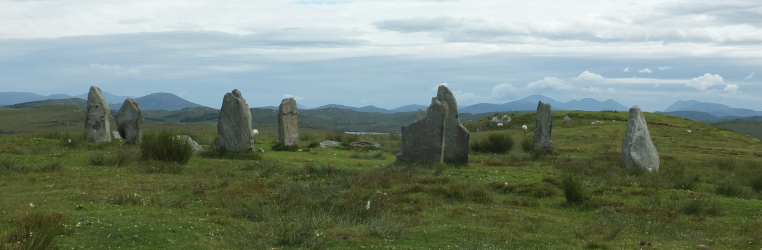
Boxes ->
[1,108,762,249]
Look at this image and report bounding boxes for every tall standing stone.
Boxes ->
[216,89,254,152]
[278,97,299,146]
[116,98,142,144]
[397,85,470,164]
[414,109,427,122]
[85,86,111,142]
[533,101,554,152]
[621,105,659,171]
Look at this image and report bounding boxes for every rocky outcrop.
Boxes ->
[216,89,254,152]
[533,101,554,153]
[397,85,470,164]
[85,86,111,142]
[116,98,142,144]
[278,97,299,146]
[621,106,659,171]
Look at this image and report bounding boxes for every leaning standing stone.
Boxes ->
[533,101,554,152]
[116,98,142,144]
[278,97,299,146]
[621,105,659,171]
[85,86,111,142]
[216,89,254,152]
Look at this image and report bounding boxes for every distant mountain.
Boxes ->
[310,104,395,114]
[460,95,628,114]
[0,92,49,105]
[0,91,133,106]
[8,98,87,109]
[134,93,204,111]
[391,104,428,113]
[664,100,762,117]
[76,92,134,105]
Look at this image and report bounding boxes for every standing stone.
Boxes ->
[414,109,427,122]
[533,101,554,152]
[116,98,142,144]
[112,131,122,140]
[278,97,299,146]
[85,86,111,142]
[397,85,470,164]
[621,106,659,171]
[216,89,254,152]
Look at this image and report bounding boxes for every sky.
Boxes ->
[0,0,760,111]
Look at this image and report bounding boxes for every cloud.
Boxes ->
[724,84,739,92]
[490,83,518,99]
[88,63,141,76]
[686,73,724,90]
[746,72,755,80]
[283,94,303,100]
[638,68,652,74]
[375,16,465,33]
[572,71,605,82]
[623,67,630,72]
[527,77,573,91]
[658,66,671,70]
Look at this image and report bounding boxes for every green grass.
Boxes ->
[2,110,762,249]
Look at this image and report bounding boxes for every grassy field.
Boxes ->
[2,109,762,249]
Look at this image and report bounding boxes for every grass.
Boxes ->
[470,132,514,154]
[1,110,762,248]
[140,130,193,164]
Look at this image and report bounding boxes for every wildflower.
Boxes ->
[366,200,371,210]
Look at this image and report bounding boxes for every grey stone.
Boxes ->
[85,86,111,142]
[216,89,254,152]
[490,115,511,123]
[320,140,341,147]
[563,116,571,121]
[258,148,266,153]
[112,131,122,140]
[414,109,427,122]
[177,135,204,153]
[350,141,381,148]
[621,106,659,171]
[278,97,299,146]
[397,85,470,164]
[116,98,142,144]
[533,101,554,153]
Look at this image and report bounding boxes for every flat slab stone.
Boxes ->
[177,135,204,153]
[350,141,381,148]
[320,140,341,147]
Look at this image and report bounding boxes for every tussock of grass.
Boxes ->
[271,143,300,152]
[140,130,193,164]
[470,132,514,154]
[2,212,68,250]
[563,175,589,205]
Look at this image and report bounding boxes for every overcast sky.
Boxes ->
[1,0,760,111]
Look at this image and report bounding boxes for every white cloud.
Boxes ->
[572,71,605,82]
[638,68,652,74]
[88,63,141,76]
[490,83,518,99]
[658,66,671,71]
[527,77,573,91]
[687,73,724,91]
[724,84,739,92]
[283,94,303,100]
[452,90,478,103]
[623,67,629,72]
[746,72,755,80]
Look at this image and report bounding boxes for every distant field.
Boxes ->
[712,119,762,140]
[2,108,762,249]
